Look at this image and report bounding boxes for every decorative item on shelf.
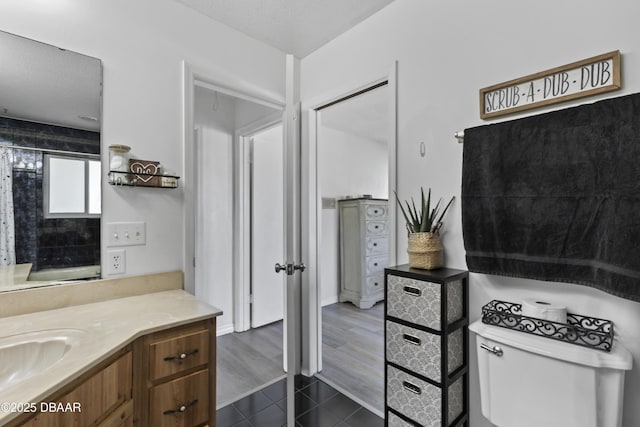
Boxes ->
[108,144,131,184]
[481,299,614,352]
[395,187,455,270]
[129,159,161,187]
[161,169,178,188]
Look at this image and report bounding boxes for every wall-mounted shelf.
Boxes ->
[108,171,180,188]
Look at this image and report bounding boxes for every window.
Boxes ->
[44,155,101,218]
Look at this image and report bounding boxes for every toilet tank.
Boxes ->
[470,320,632,427]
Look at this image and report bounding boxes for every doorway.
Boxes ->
[302,64,397,416]
[189,80,288,407]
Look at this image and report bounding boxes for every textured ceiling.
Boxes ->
[174,0,397,57]
[0,30,102,132]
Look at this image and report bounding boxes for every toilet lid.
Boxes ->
[470,320,632,370]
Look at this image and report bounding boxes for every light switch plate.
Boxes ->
[107,221,146,247]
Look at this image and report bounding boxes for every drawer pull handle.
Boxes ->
[403,286,422,297]
[163,399,198,415]
[403,334,422,346]
[402,381,421,395]
[373,243,378,247]
[164,349,199,362]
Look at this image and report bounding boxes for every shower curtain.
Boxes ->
[0,147,15,266]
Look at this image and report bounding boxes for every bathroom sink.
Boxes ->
[0,329,86,389]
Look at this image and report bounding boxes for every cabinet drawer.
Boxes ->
[366,274,384,295]
[365,204,387,219]
[387,365,464,427]
[366,236,388,255]
[150,369,209,427]
[366,220,387,235]
[387,274,463,330]
[21,352,132,427]
[149,328,209,381]
[366,255,387,275]
[386,321,464,381]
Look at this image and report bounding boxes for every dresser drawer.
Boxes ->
[386,274,463,330]
[387,365,464,427]
[149,328,209,381]
[366,236,388,255]
[150,369,209,427]
[366,255,387,275]
[386,321,464,381]
[366,220,387,235]
[365,204,387,219]
[366,274,384,295]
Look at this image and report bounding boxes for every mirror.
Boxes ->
[0,30,102,291]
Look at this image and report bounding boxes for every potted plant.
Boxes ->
[394,187,455,269]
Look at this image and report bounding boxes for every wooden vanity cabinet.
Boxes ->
[133,318,216,427]
[10,348,133,427]
[9,317,216,427]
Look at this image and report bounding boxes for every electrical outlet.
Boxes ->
[107,249,126,275]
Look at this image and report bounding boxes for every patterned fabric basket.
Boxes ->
[407,232,443,270]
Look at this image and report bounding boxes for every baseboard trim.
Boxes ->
[216,324,235,336]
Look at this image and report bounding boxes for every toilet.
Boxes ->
[470,320,633,427]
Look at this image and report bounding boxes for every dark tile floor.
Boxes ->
[217,375,384,427]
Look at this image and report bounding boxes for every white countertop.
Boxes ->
[0,290,222,424]
[0,263,32,286]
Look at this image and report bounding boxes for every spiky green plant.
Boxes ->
[394,187,455,235]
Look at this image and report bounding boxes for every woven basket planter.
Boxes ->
[407,232,443,270]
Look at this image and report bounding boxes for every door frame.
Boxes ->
[182,60,285,317]
[300,61,398,376]
[234,115,284,332]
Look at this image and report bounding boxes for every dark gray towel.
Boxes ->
[462,93,640,302]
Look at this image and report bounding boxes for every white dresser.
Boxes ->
[338,198,388,309]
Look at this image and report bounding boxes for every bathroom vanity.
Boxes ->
[0,289,221,427]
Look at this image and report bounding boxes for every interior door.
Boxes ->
[250,128,285,328]
[281,54,303,426]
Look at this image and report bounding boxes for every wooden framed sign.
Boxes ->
[480,50,621,119]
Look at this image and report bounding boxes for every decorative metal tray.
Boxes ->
[481,300,614,352]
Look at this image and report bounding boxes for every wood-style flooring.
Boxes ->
[217,320,285,409]
[318,301,384,413]
[216,301,384,413]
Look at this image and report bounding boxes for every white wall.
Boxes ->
[318,126,388,306]
[0,0,285,283]
[302,1,640,425]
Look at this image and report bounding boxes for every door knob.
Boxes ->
[274,262,306,275]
